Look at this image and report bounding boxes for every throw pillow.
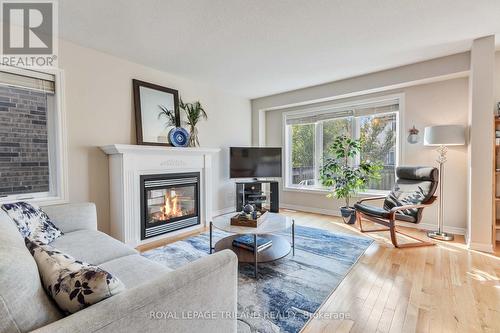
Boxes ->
[25,238,125,314]
[383,183,430,218]
[2,201,62,244]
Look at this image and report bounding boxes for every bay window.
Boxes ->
[284,96,400,192]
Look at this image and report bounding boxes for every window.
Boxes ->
[0,67,66,203]
[284,97,400,192]
[290,123,315,185]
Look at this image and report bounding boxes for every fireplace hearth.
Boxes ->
[140,172,200,239]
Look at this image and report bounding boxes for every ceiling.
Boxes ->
[59,0,500,99]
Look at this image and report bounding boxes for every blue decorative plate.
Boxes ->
[168,127,190,147]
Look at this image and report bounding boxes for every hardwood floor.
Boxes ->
[137,210,500,333]
[286,210,500,333]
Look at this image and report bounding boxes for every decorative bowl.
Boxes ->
[168,127,190,147]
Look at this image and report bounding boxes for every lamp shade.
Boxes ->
[424,125,466,146]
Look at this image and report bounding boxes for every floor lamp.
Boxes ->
[424,125,466,241]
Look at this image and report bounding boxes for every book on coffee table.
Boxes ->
[232,235,272,252]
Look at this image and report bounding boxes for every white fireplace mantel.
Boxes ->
[101,144,221,247]
[101,144,221,155]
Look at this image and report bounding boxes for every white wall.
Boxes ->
[494,51,500,241]
[467,36,495,251]
[252,52,470,145]
[263,78,468,234]
[495,52,500,108]
[59,40,251,233]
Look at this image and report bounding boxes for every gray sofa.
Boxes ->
[0,202,238,333]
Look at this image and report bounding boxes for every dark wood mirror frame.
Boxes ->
[133,79,180,146]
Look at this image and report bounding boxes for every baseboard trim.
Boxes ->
[468,242,494,253]
[280,203,340,217]
[212,207,235,217]
[280,203,466,235]
[413,223,466,236]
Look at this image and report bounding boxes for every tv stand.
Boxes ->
[235,180,279,213]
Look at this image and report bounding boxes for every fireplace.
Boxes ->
[140,172,200,239]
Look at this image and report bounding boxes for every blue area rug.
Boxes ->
[142,225,373,333]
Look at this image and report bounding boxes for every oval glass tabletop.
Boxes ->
[211,212,292,234]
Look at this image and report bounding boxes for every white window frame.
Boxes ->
[0,66,68,205]
[282,93,404,196]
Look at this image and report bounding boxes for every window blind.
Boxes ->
[0,69,55,93]
[285,99,399,125]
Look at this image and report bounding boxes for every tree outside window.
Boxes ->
[286,104,398,191]
[290,123,315,185]
[359,113,396,190]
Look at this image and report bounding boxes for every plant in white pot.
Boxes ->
[320,135,381,224]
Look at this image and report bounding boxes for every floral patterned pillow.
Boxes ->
[2,201,62,244]
[25,238,125,315]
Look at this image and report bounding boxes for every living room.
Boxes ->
[0,1,499,333]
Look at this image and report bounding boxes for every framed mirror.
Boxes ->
[133,79,180,146]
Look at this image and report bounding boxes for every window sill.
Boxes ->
[0,195,68,207]
[283,186,389,198]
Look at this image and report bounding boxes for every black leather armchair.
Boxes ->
[354,166,439,248]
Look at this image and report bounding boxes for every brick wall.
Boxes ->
[0,85,50,196]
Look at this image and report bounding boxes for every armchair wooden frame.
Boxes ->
[355,196,437,248]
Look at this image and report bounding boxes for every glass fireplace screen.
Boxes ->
[146,185,197,225]
[141,173,200,239]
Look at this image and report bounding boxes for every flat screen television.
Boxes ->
[230,147,282,178]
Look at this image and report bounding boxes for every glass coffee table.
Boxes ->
[209,212,295,278]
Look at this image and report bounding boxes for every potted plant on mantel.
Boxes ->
[180,99,207,147]
[320,135,381,224]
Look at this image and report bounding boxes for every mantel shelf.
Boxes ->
[100,144,221,155]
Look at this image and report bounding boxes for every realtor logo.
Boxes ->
[0,0,58,67]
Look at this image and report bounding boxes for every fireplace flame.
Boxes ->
[160,190,183,219]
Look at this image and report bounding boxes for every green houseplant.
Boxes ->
[157,105,177,144]
[157,105,177,127]
[180,99,207,147]
[320,135,381,224]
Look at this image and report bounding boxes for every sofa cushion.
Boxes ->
[51,230,137,265]
[0,209,26,249]
[42,203,98,233]
[0,210,62,333]
[99,254,171,288]
[25,239,125,315]
[1,202,62,244]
